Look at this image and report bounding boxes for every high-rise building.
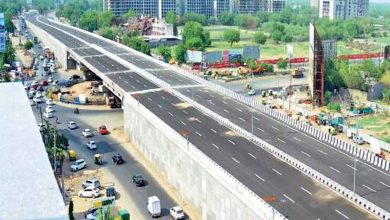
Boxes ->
[0,13,5,53]
[103,0,176,19]
[319,0,369,20]
[181,0,214,17]
[267,0,285,13]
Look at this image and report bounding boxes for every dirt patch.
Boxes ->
[9,34,33,68]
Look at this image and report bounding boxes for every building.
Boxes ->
[103,0,176,19]
[151,19,174,35]
[267,0,285,13]
[319,0,369,20]
[0,13,5,53]
[311,0,319,7]
[181,0,214,17]
[0,83,67,220]
[322,39,337,61]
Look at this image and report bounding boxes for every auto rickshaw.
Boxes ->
[94,154,103,165]
[68,149,76,161]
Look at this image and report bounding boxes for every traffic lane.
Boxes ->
[119,54,161,69]
[103,46,131,55]
[137,91,375,220]
[30,105,176,220]
[105,72,159,92]
[84,56,129,73]
[72,47,103,57]
[178,87,390,209]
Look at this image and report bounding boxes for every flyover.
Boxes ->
[25,13,390,220]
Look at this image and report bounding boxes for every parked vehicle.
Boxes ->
[45,106,54,113]
[82,177,101,189]
[106,186,115,197]
[98,125,109,135]
[82,128,94,137]
[67,121,77,129]
[34,91,43,98]
[68,149,76,161]
[112,154,124,165]
[353,134,364,145]
[71,159,87,171]
[46,98,54,105]
[86,141,97,150]
[47,77,53,83]
[94,154,103,165]
[147,196,161,218]
[132,174,145,187]
[36,86,44,92]
[170,206,185,220]
[78,186,100,198]
[43,111,53,118]
[247,89,256,96]
[38,123,44,132]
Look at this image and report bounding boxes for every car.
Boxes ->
[28,93,35,99]
[38,123,45,132]
[132,174,145,187]
[35,91,43,98]
[31,80,39,86]
[71,159,87,171]
[78,186,100,198]
[46,98,54,105]
[30,83,38,90]
[82,129,94,137]
[82,177,101,189]
[39,80,48,86]
[67,121,77,129]
[33,97,43,103]
[30,100,35,106]
[112,154,124,165]
[170,206,185,220]
[45,106,54,113]
[248,89,256,96]
[47,77,53,83]
[86,141,97,150]
[36,86,44,92]
[43,111,54,118]
[98,125,109,135]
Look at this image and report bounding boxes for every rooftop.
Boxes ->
[0,83,67,220]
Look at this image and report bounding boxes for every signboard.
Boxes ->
[90,197,116,209]
[185,50,203,63]
[0,13,5,53]
[243,46,260,59]
[287,44,294,59]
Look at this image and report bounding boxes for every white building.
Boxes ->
[151,19,174,36]
[319,0,369,20]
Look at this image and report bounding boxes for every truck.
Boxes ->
[147,196,161,218]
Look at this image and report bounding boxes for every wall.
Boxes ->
[123,95,285,220]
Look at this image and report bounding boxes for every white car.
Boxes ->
[43,111,54,118]
[45,106,54,113]
[71,159,87,172]
[82,177,101,189]
[35,92,43,98]
[82,129,94,137]
[248,89,256,96]
[46,98,54,105]
[47,77,53,83]
[31,81,38,86]
[33,97,43,103]
[29,89,36,94]
[86,211,98,220]
[78,186,100,198]
[170,206,185,220]
[67,121,77,129]
[86,141,97,150]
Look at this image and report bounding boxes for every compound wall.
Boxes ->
[123,95,285,220]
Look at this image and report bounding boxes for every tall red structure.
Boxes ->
[308,24,325,107]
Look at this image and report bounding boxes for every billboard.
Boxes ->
[243,46,260,60]
[0,13,4,52]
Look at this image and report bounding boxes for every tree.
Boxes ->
[220,12,235,25]
[174,44,187,65]
[69,200,75,220]
[223,29,240,47]
[98,26,120,40]
[324,90,332,105]
[166,11,178,36]
[254,31,267,45]
[182,21,209,50]
[381,71,390,87]
[24,41,33,50]
[98,11,114,28]
[234,14,258,29]
[4,10,14,33]
[158,45,171,62]
[260,63,273,72]
[383,88,390,104]
[185,37,204,50]
[182,13,207,26]
[247,58,259,70]
[182,21,204,42]
[122,9,137,20]
[79,10,99,32]
[282,33,293,43]
[277,58,288,70]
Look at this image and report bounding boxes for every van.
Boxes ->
[147,196,161,218]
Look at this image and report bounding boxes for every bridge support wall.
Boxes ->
[123,95,285,220]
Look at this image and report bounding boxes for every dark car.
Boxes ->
[132,174,145,187]
[112,154,124,165]
[36,86,44,92]
[40,80,48,86]
[106,186,116,197]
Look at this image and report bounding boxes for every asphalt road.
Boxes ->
[25,15,385,218]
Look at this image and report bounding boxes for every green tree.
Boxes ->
[223,29,240,47]
[247,58,259,70]
[324,90,332,105]
[4,10,14,33]
[182,13,207,25]
[98,11,114,28]
[174,44,187,65]
[260,63,273,72]
[123,36,151,55]
[181,21,209,50]
[166,11,178,36]
[185,37,204,50]
[24,41,34,50]
[182,21,203,42]
[220,12,235,25]
[122,9,137,20]
[256,11,269,24]
[234,14,258,29]
[158,45,171,62]
[282,33,293,43]
[69,200,75,220]
[277,58,288,70]
[79,10,99,32]
[383,88,390,104]
[98,26,120,40]
[253,31,267,45]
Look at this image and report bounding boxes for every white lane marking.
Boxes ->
[222,101,227,104]
[197,119,202,123]
[257,127,264,132]
[147,97,152,101]
[380,181,390,188]
[255,174,265,182]
[168,112,173,116]
[335,210,350,219]
[223,109,229,113]
[237,108,243,112]
[210,128,217,133]
[131,85,136,89]
[209,101,215,105]
[118,76,122,79]
[272,168,282,176]
[271,126,279,131]
[362,184,377,193]
[300,187,313,195]
[196,95,202,98]
[212,144,220,149]
[329,166,341,173]
[232,157,240,164]
[143,84,147,88]
[248,153,257,159]
[129,75,133,78]
[124,80,129,84]
[210,94,214,97]
[293,137,302,142]
[317,149,328,155]
[228,140,236,145]
[195,131,202,136]
[345,164,356,170]
[277,138,286,144]
[283,194,295,203]
[161,96,165,100]
[180,121,186,125]
[301,151,312,157]
[136,79,140,83]
[253,117,259,121]
[182,110,188,114]
[157,104,162,108]
[239,117,246,122]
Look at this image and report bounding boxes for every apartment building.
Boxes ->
[267,0,285,13]
[319,0,369,20]
[103,0,176,19]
